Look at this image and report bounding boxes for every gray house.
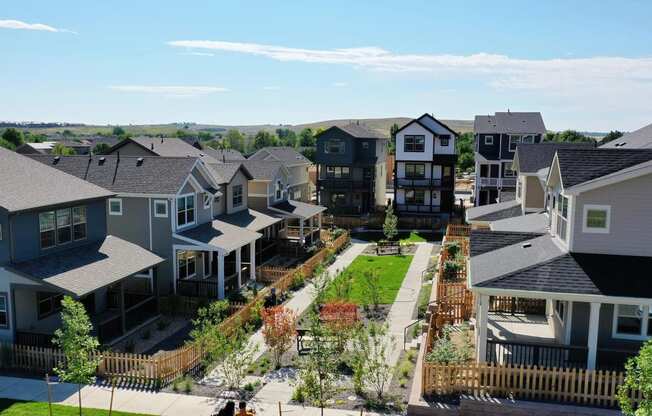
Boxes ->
[470,148,652,371]
[248,147,312,203]
[601,122,652,149]
[106,136,220,163]
[0,149,163,346]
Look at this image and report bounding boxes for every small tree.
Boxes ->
[190,300,230,352]
[53,296,100,416]
[52,143,76,155]
[2,128,24,147]
[331,270,353,301]
[444,241,461,258]
[216,326,258,390]
[320,302,359,353]
[311,264,330,309]
[618,339,652,415]
[383,205,398,241]
[362,269,382,310]
[262,306,298,369]
[350,322,395,401]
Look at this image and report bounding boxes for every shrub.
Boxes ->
[406,349,417,363]
[399,361,413,378]
[172,378,181,392]
[425,324,473,364]
[444,241,461,258]
[290,271,306,291]
[292,385,306,403]
[442,260,462,280]
[399,378,407,388]
[244,382,255,392]
[183,377,192,393]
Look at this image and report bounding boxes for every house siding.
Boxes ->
[315,130,354,165]
[525,175,544,209]
[226,170,249,214]
[0,212,10,264]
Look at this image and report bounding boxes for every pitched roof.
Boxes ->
[0,148,114,213]
[177,218,261,252]
[199,144,245,161]
[555,148,652,188]
[515,142,595,174]
[109,137,219,162]
[217,208,282,232]
[470,230,544,257]
[465,200,522,222]
[239,160,285,181]
[395,113,459,137]
[9,236,164,297]
[490,211,549,234]
[270,200,326,219]
[474,112,546,135]
[335,124,387,140]
[27,154,200,195]
[601,123,652,149]
[248,147,311,165]
[205,162,252,184]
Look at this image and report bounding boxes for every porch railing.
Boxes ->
[489,296,547,315]
[486,339,589,369]
[396,204,441,213]
[176,278,219,298]
[397,178,453,188]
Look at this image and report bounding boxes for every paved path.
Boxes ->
[202,241,370,386]
[0,375,393,415]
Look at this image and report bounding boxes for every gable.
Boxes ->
[417,114,458,137]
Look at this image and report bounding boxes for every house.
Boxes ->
[16,141,92,155]
[0,149,164,346]
[248,147,312,202]
[394,114,458,228]
[601,122,652,148]
[473,112,546,206]
[466,142,593,232]
[315,124,388,215]
[28,154,267,301]
[469,147,652,371]
[106,136,219,162]
[198,144,245,161]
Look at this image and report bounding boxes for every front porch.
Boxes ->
[269,199,326,247]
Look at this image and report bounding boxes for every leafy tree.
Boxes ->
[455,132,475,172]
[92,143,111,155]
[362,269,382,311]
[112,126,126,136]
[2,128,24,147]
[545,130,595,143]
[253,130,278,149]
[190,300,230,349]
[52,143,76,155]
[53,296,100,416]
[300,147,316,162]
[214,326,258,390]
[320,302,359,353]
[197,131,213,141]
[425,323,473,364]
[601,130,624,145]
[299,128,315,147]
[618,339,652,416]
[310,263,330,308]
[225,129,246,152]
[350,322,395,401]
[276,128,298,147]
[383,204,398,241]
[0,138,16,150]
[24,131,45,143]
[261,305,298,369]
[62,129,75,137]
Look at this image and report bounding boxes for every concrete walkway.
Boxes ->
[0,375,392,415]
[202,241,370,386]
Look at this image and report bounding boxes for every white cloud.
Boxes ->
[332,82,348,87]
[0,19,76,33]
[263,86,281,90]
[108,85,228,97]
[181,51,215,57]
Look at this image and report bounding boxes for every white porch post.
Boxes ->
[587,302,601,370]
[236,247,242,288]
[217,253,225,299]
[477,294,489,363]
[318,213,322,230]
[249,241,256,282]
[564,301,574,345]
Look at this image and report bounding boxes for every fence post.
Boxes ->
[278,401,282,416]
[45,373,53,416]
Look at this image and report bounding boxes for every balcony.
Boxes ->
[478,177,517,188]
[396,204,441,214]
[318,178,374,190]
[396,177,454,188]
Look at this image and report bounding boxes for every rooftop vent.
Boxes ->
[522,242,532,249]
[136,157,144,166]
[99,157,106,165]
[53,156,60,164]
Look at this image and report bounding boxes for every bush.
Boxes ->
[292,385,306,403]
[425,324,473,364]
[442,260,462,280]
[399,378,407,388]
[172,378,181,392]
[399,361,413,378]
[183,377,193,393]
[290,271,306,291]
[406,349,417,363]
[444,241,461,258]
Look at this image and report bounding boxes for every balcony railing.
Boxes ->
[318,178,374,189]
[396,204,441,213]
[478,177,517,188]
[396,178,454,188]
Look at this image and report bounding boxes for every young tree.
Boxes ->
[310,264,330,309]
[2,128,24,147]
[112,126,126,136]
[190,300,230,350]
[618,339,652,416]
[331,271,353,301]
[320,302,359,353]
[253,130,278,149]
[215,326,258,390]
[298,128,315,147]
[362,269,382,311]
[92,143,111,155]
[350,322,395,401]
[383,205,398,241]
[53,296,100,416]
[52,143,76,155]
[261,305,298,368]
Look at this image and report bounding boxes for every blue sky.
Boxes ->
[2,0,652,131]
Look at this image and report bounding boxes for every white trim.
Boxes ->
[484,135,493,145]
[116,192,175,198]
[154,200,168,218]
[203,193,212,209]
[582,204,611,234]
[175,193,196,229]
[172,233,228,255]
[612,304,652,341]
[108,198,123,216]
[564,301,574,344]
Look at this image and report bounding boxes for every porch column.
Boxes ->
[119,281,126,334]
[587,302,601,370]
[236,247,242,288]
[299,220,305,245]
[250,241,256,282]
[318,213,322,230]
[564,301,574,345]
[476,294,489,363]
[217,253,225,299]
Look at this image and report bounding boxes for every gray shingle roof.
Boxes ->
[248,147,311,165]
[0,149,114,213]
[601,123,652,149]
[217,208,282,232]
[470,230,544,257]
[466,200,522,222]
[111,137,219,162]
[9,236,164,297]
[335,124,387,140]
[490,211,549,234]
[205,162,250,185]
[199,145,245,161]
[271,200,326,219]
[515,142,595,174]
[474,112,546,135]
[556,148,652,188]
[178,218,261,252]
[27,154,199,195]
[239,160,284,181]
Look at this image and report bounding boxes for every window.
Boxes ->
[293,189,302,200]
[56,209,72,244]
[405,163,425,178]
[154,200,168,218]
[484,135,494,145]
[555,195,569,240]
[177,251,197,280]
[404,135,425,152]
[613,304,652,340]
[37,292,63,319]
[583,205,610,234]
[503,162,516,177]
[555,300,566,323]
[275,181,283,200]
[0,294,7,328]
[232,185,243,207]
[405,189,425,204]
[331,193,347,206]
[72,206,87,241]
[440,134,450,146]
[325,139,345,154]
[176,194,195,227]
[522,135,535,144]
[109,198,123,216]
[325,166,350,178]
[39,211,56,249]
[443,166,452,177]
[203,193,211,209]
[509,135,522,151]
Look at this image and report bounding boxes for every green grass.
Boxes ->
[400,231,427,243]
[325,255,413,304]
[350,231,440,243]
[417,283,433,319]
[0,399,154,416]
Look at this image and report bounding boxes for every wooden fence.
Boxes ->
[0,231,351,387]
[446,224,471,237]
[422,362,639,409]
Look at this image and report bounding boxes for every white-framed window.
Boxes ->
[509,135,522,151]
[404,135,425,152]
[326,166,350,178]
[484,135,494,145]
[613,304,652,340]
[176,194,195,228]
[232,185,243,207]
[516,180,522,199]
[56,209,72,244]
[72,206,87,241]
[293,189,302,200]
[0,293,8,328]
[275,181,283,200]
[39,207,86,249]
[503,162,516,177]
[203,193,211,209]
[405,189,425,205]
[582,204,610,234]
[154,200,168,218]
[405,163,425,178]
[177,250,196,280]
[109,198,123,216]
[325,139,345,154]
[555,194,569,241]
[440,135,450,146]
[39,211,56,249]
[522,135,535,144]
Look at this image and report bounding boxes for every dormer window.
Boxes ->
[176,194,195,227]
[404,135,425,152]
[232,185,243,207]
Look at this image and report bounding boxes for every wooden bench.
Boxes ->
[376,241,401,255]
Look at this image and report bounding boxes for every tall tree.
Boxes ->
[254,130,278,149]
[53,296,100,416]
[2,128,24,147]
[601,130,624,145]
[545,130,595,143]
[112,126,126,136]
[455,132,475,172]
[618,339,652,415]
[225,129,245,152]
[388,123,400,154]
[299,128,315,147]
[262,305,298,368]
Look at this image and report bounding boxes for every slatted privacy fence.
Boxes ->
[489,296,547,315]
[446,224,472,238]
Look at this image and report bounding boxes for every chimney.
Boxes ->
[150,143,154,150]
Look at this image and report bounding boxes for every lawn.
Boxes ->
[0,399,154,416]
[325,255,413,304]
[350,231,440,243]
[400,231,427,243]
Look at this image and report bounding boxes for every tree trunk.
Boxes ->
[78,384,82,416]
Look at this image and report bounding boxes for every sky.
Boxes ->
[1,0,652,131]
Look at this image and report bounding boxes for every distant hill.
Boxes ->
[294,117,474,136]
